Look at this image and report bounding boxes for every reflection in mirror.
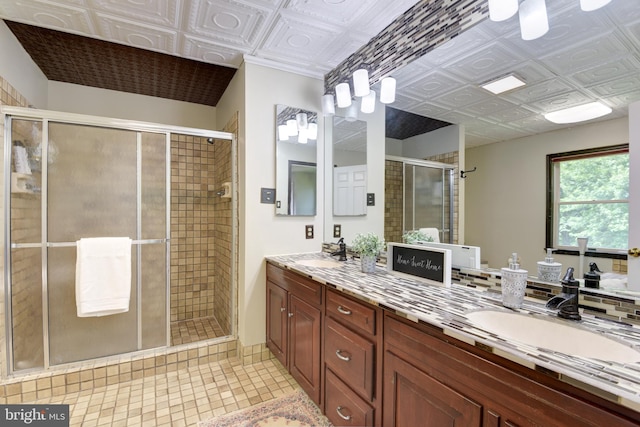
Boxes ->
[275,105,318,216]
[332,116,367,216]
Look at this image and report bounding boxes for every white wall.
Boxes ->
[218,61,325,347]
[0,21,48,108]
[48,82,217,129]
[401,124,462,159]
[465,117,629,275]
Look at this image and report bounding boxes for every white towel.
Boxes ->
[76,237,132,317]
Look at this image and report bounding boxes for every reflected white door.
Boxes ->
[334,165,367,215]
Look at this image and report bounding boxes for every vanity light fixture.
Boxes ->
[481,74,526,95]
[296,112,308,129]
[277,124,289,141]
[489,0,518,21]
[345,101,359,122]
[580,0,612,11]
[361,90,377,114]
[307,123,318,140]
[335,82,352,108]
[322,94,335,116]
[379,76,396,104]
[519,0,549,41]
[298,128,308,144]
[544,101,612,124]
[353,68,370,97]
[286,119,298,136]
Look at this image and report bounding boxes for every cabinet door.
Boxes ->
[266,281,288,367]
[290,294,322,405]
[383,350,482,427]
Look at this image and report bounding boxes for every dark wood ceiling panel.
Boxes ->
[5,20,236,107]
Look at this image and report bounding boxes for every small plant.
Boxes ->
[351,232,386,257]
[402,229,434,244]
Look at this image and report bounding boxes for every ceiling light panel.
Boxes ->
[481,75,526,94]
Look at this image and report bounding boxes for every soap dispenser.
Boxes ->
[584,262,602,288]
[501,252,528,309]
[537,248,562,283]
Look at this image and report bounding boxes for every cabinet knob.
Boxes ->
[280,307,286,312]
[336,349,351,362]
[288,313,294,317]
[629,248,640,257]
[336,406,352,421]
[337,305,352,315]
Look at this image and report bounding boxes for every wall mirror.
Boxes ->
[366,0,639,292]
[275,104,318,216]
[332,116,367,216]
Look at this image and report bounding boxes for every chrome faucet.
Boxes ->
[330,237,347,261]
[545,267,581,321]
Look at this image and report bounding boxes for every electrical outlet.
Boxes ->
[305,225,314,239]
[333,224,341,238]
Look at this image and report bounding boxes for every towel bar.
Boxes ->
[11,239,168,249]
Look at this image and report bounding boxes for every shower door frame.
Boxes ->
[387,155,455,244]
[2,106,236,374]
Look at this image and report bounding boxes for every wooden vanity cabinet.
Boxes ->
[324,289,382,426]
[383,312,640,427]
[266,263,323,405]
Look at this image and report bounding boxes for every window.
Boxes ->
[546,144,629,254]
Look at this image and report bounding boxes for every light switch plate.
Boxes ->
[261,188,275,204]
[305,225,314,239]
[333,224,341,238]
[367,193,375,206]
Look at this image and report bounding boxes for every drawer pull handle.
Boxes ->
[336,406,352,421]
[337,305,352,315]
[336,349,351,362]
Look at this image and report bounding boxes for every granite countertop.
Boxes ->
[266,251,640,413]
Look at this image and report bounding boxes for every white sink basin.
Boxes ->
[466,310,640,364]
[295,258,344,269]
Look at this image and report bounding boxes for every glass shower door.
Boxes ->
[47,123,138,364]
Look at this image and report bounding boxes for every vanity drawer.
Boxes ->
[325,368,374,427]
[325,317,375,401]
[267,263,322,306]
[326,289,376,336]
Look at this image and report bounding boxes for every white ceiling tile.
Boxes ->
[181,34,246,67]
[501,78,576,105]
[528,90,595,114]
[89,0,181,27]
[569,56,640,87]
[400,71,466,100]
[95,12,178,52]
[418,25,495,67]
[184,0,275,50]
[0,0,96,34]
[587,73,640,98]
[540,32,631,76]
[430,85,493,110]
[443,42,527,84]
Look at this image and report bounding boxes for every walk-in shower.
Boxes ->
[385,156,455,244]
[2,107,236,375]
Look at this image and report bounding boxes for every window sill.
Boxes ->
[553,249,627,260]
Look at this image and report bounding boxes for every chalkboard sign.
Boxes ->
[387,243,452,287]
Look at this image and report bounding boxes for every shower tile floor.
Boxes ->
[171,316,226,346]
[26,357,298,426]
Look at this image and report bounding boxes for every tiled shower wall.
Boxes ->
[170,135,215,322]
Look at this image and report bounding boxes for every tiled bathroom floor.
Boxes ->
[27,357,298,426]
[171,317,226,346]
